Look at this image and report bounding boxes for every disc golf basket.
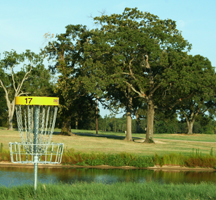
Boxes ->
[9,96,64,190]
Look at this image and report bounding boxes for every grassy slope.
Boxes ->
[1,127,216,156]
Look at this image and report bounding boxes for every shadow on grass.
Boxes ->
[53,131,143,141]
[0,127,19,131]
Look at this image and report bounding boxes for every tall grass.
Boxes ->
[0,182,216,200]
[62,149,155,168]
[61,148,216,168]
[154,148,216,168]
[0,143,10,162]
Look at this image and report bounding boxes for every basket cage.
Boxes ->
[15,104,58,153]
[10,103,64,164]
[9,142,64,164]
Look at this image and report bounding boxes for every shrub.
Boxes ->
[129,156,154,168]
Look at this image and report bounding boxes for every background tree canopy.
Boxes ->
[0,7,215,138]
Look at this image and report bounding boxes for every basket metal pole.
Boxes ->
[33,106,39,191]
[10,97,63,190]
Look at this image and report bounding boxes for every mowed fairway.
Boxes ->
[1,127,216,156]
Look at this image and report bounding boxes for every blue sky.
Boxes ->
[0,0,215,117]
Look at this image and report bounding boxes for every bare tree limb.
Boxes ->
[145,55,150,69]
[182,110,189,123]
[18,92,31,96]
[123,81,147,99]
[169,93,195,110]
[128,58,136,79]
[149,83,161,96]
[15,64,32,96]
[0,79,9,100]
[10,65,17,93]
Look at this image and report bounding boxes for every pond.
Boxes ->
[1,167,216,187]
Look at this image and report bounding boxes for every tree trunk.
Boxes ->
[7,101,15,130]
[183,111,197,135]
[8,113,13,130]
[125,87,133,141]
[186,120,194,134]
[136,113,140,133]
[75,118,78,129]
[125,110,133,141]
[60,116,74,136]
[96,98,98,134]
[144,99,155,143]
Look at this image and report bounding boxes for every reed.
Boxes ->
[154,148,216,168]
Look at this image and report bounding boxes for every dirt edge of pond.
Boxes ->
[0,161,215,171]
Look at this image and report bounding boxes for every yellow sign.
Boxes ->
[15,96,59,106]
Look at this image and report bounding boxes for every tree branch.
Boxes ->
[11,65,17,93]
[149,83,161,96]
[128,58,136,80]
[169,92,195,110]
[123,81,147,99]
[182,109,189,123]
[0,79,12,113]
[0,79,9,98]
[18,92,31,96]
[15,65,33,96]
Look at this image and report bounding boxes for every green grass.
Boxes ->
[68,128,216,143]
[154,134,216,142]
[68,128,216,142]
[1,182,216,200]
[1,127,216,157]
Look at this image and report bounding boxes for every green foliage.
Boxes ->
[174,55,216,134]
[39,7,215,137]
[0,50,48,129]
[96,115,216,134]
[22,64,54,96]
[86,7,193,142]
[128,156,154,168]
[44,25,98,135]
[86,158,104,166]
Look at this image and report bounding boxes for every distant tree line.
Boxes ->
[63,115,216,135]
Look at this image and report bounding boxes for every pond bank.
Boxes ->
[0,161,215,171]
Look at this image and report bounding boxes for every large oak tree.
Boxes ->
[44,25,99,135]
[84,7,191,142]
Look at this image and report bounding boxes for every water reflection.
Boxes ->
[0,167,216,187]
